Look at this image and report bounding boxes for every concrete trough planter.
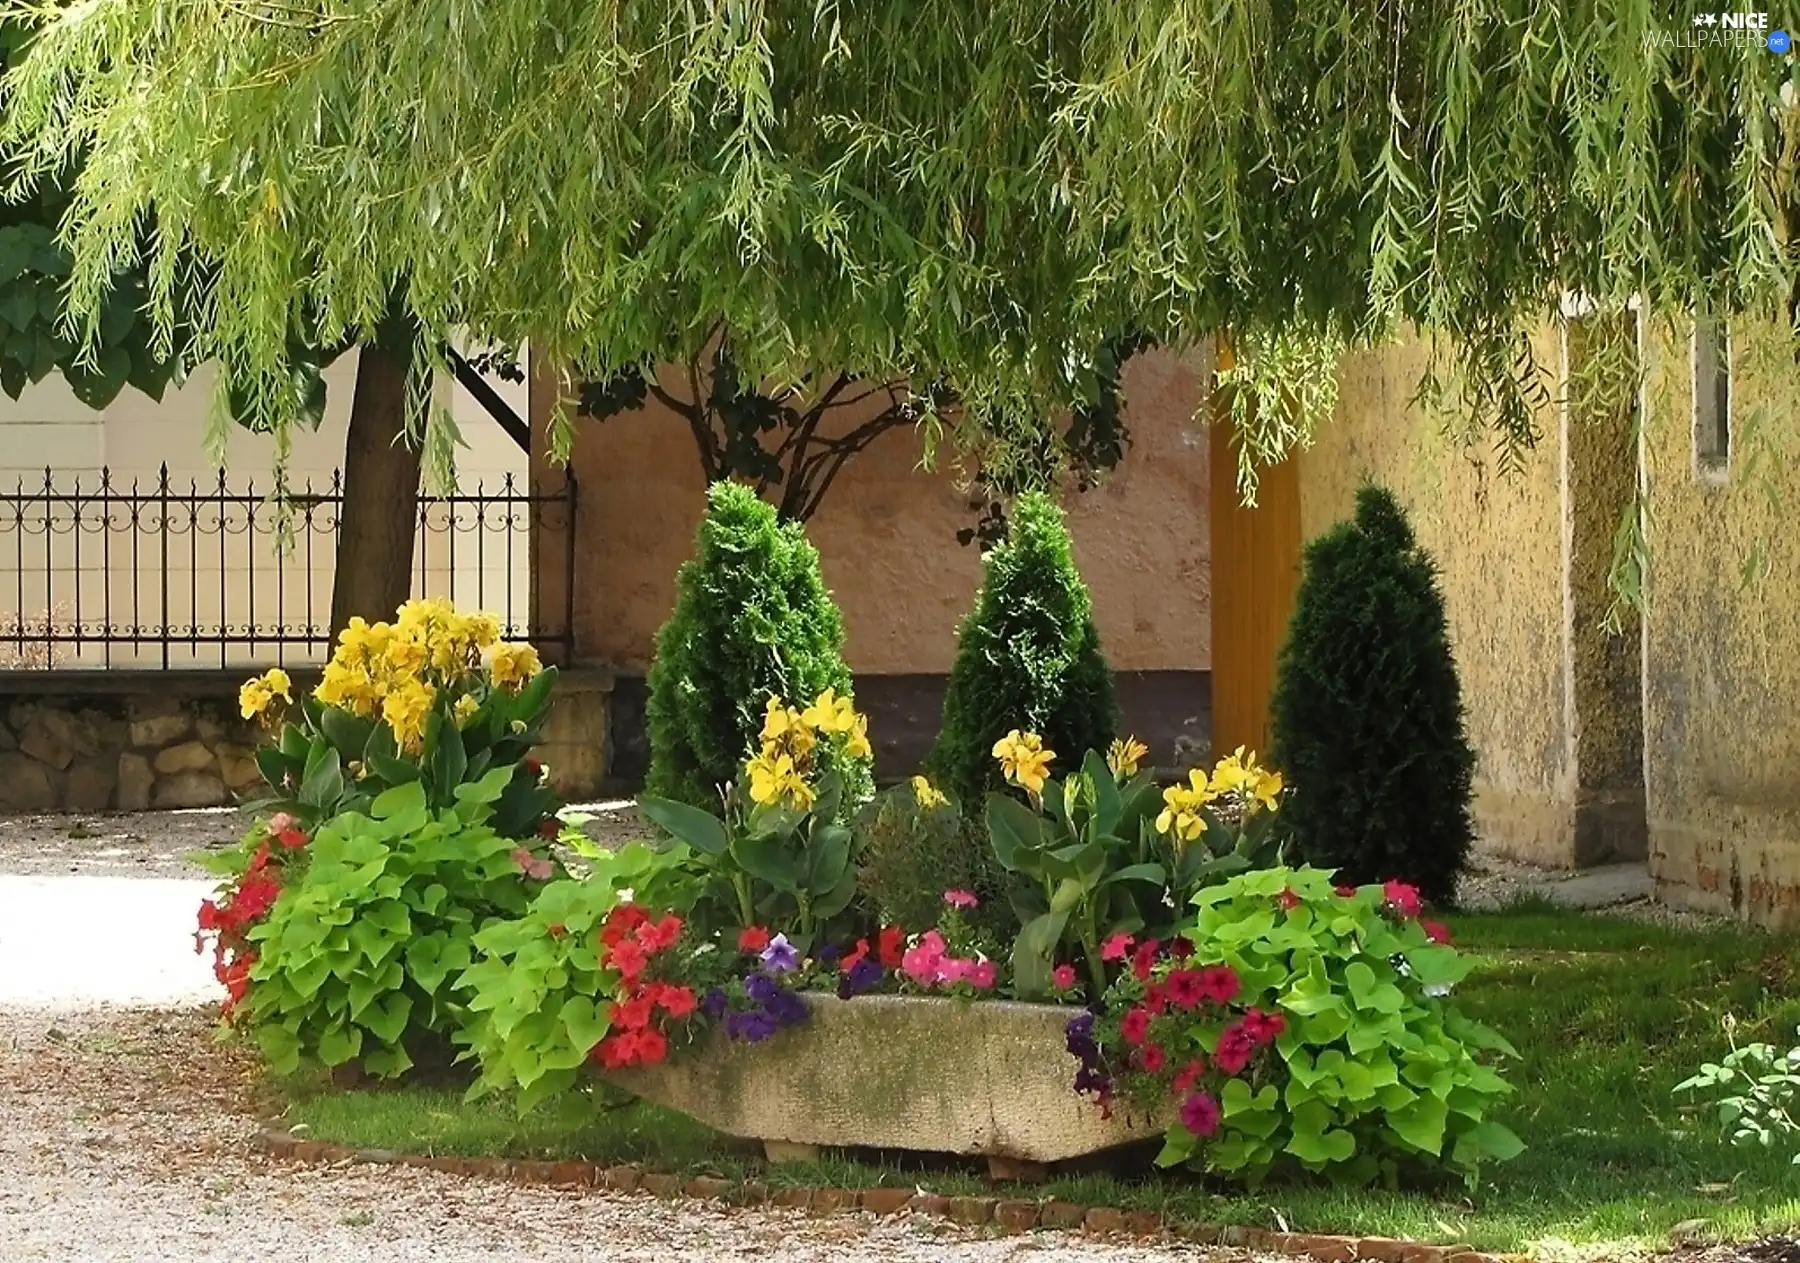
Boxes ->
[605,993,1165,1175]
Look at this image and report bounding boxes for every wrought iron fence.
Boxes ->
[0,465,574,669]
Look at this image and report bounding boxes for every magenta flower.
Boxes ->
[1051,964,1078,991]
[1383,879,1423,919]
[968,959,997,990]
[901,930,948,985]
[1179,1092,1221,1137]
[942,889,979,909]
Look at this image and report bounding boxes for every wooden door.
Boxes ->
[1207,389,1305,762]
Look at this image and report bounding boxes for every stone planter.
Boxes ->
[606,993,1164,1173]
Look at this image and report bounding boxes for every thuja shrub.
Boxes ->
[646,481,870,811]
[1270,484,1476,906]
[928,490,1117,811]
[1074,867,1522,1187]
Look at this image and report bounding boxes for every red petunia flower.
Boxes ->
[1120,1006,1152,1046]
[607,938,648,980]
[1140,1043,1167,1074]
[657,984,697,1019]
[636,914,683,954]
[878,925,906,969]
[840,938,871,973]
[1143,983,1169,1016]
[602,904,649,949]
[738,926,771,953]
[1277,887,1301,910]
[1099,932,1134,962]
[1171,1057,1206,1096]
[614,991,655,1030]
[1131,938,1161,982]
[634,1026,669,1064]
[1164,970,1203,1010]
[1213,1024,1256,1075]
[1422,919,1452,944]
[275,827,309,850]
[1241,1008,1286,1047]
[1197,964,1241,1005]
[1170,937,1194,960]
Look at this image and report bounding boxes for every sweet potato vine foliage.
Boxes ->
[3,2,1794,486]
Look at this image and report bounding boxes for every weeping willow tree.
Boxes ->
[0,2,1794,507]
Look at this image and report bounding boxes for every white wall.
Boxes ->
[0,351,532,669]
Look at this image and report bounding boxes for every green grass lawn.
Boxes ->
[281,900,1800,1255]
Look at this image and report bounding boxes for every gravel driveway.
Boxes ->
[0,812,1253,1263]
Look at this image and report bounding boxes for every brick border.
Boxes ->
[256,1130,1524,1263]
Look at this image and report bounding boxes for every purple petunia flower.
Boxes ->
[736,1010,778,1043]
[815,943,839,966]
[845,958,882,995]
[700,988,729,1019]
[765,988,808,1027]
[1072,1066,1113,1098]
[745,973,777,1005]
[760,933,800,974]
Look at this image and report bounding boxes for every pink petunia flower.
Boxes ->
[1179,1092,1222,1137]
[968,959,998,990]
[1100,932,1134,962]
[1051,964,1078,990]
[942,889,979,909]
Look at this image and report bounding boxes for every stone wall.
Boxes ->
[0,665,616,813]
[0,674,267,812]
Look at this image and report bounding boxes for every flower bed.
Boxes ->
[605,992,1165,1163]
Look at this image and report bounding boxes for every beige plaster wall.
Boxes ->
[545,349,1212,676]
[1640,317,1800,926]
[1298,334,1579,866]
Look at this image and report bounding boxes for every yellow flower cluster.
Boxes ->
[239,668,293,720]
[744,687,871,810]
[1155,745,1285,843]
[992,729,1055,794]
[299,599,541,753]
[1106,736,1148,779]
[911,775,948,810]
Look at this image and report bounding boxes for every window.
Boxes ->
[1692,317,1731,479]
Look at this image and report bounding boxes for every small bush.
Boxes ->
[1073,866,1521,1187]
[195,768,559,1079]
[856,776,997,930]
[1270,484,1476,906]
[928,490,1117,811]
[646,482,870,811]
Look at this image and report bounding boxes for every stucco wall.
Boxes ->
[1641,317,1800,926]
[541,350,1212,676]
[1298,334,1580,865]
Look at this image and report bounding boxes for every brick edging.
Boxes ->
[255,1130,1523,1263]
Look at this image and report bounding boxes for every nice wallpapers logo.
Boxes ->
[1648,14,1791,49]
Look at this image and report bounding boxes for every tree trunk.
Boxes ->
[328,341,421,639]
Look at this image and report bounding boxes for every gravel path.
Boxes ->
[0,1007,1249,1262]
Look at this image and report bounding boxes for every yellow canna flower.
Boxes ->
[238,668,292,720]
[844,712,873,761]
[911,776,948,810]
[759,695,817,762]
[489,641,542,690]
[1251,767,1284,812]
[747,750,814,810]
[382,678,436,752]
[992,729,1055,794]
[1106,736,1148,779]
[801,687,858,735]
[453,694,479,726]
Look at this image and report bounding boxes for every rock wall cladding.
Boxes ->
[0,690,262,812]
